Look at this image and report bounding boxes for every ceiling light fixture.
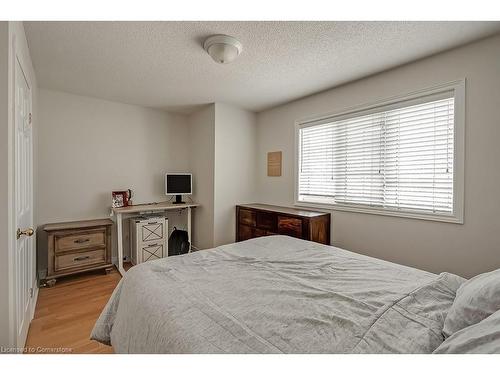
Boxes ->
[203,35,243,64]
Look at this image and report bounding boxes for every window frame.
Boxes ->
[294,79,465,224]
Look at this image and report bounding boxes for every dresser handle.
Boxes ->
[147,222,158,225]
[74,255,90,261]
[146,243,159,247]
[74,238,90,244]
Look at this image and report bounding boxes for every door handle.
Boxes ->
[17,227,34,239]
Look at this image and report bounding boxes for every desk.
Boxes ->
[111,202,199,276]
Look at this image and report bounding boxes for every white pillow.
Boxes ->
[434,309,500,354]
[443,268,500,337]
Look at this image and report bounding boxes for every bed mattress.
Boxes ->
[91,235,464,353]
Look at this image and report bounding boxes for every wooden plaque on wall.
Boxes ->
[267,151,282,177]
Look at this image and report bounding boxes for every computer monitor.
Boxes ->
[165,173,192,204]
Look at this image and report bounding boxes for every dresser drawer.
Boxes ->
[239,209,256,226]
[238,224,254,241]
[277,216,303,238]
[55,249,106,272]
[256,211,276,231]
[55,229,106,253]
[254,228,267,237]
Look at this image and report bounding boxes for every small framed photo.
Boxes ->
[112,191,129,208]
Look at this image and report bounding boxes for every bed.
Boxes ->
[91,235,465,353]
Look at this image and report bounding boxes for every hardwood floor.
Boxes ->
[24,266,129,354]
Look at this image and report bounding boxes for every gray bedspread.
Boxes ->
[91,235,465,353]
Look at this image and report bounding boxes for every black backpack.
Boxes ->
[168,227,190,256]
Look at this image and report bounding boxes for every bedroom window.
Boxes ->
[296,80,465,223]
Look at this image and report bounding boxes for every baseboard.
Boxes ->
[31,285,39,320]
[21,282,39,349]
[37,269,47,287]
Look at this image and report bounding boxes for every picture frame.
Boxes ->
[267,151,282,176]
[112,190,129,208]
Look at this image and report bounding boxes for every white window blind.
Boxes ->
[298,93,456,217]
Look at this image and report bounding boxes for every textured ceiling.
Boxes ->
[25,21,500,113]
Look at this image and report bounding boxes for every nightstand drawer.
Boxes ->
[55,229,106,253]
[55,249,106,272]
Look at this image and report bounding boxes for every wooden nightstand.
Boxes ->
[43,219,114,287]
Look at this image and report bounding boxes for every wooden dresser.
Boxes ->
[43,219,114,287]
[236,204,330,244]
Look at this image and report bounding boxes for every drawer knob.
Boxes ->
[74,238,90,244]
[74,255,90,261]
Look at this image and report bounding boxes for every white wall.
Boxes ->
[188,104,216,249]
[36,89,190,270]
[37,94,256,262]
[0,21,38,348]
[187,103,257,249]
[256,34,500,278]
[37,89,190,224]
[214,103,257,246]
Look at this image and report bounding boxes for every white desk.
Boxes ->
[111,201,199,276]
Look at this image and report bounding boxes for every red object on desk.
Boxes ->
[112,190,130,208]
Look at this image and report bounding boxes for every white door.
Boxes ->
[14,56,35,347]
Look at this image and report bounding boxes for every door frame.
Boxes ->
[8,32,38,349]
